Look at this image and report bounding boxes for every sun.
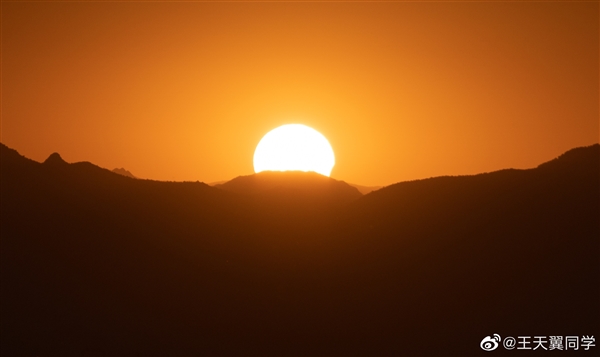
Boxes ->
[253,124,335,177]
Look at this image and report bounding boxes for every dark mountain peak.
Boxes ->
[113,168,137,179]
[43,152,67,166]
[217,170,362,205]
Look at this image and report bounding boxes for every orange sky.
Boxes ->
[1,1,598,186]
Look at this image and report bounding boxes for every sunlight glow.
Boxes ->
[253,124,335,176]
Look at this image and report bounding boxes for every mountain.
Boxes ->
[1,142,598,356]
[44,152,68,166]
[215,170,362,206]
[346,182,381,194]
[207,179,227,186]
[112,167,137,179]
[213,174,379,195]
[335,145,599,354]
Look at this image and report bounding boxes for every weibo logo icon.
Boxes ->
[480,334,501,351]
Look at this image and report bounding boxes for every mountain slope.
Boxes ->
[1,143,598,356]
[216,170,362,206]
[327,145,599,354]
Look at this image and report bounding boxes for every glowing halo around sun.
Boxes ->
[253,124,335,177]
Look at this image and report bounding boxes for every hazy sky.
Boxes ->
[1,1,598,186]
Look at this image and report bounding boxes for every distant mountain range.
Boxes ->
[347,182,381,194]
[210,175,381,194]
[1,142,598,356]
[112,167,137,179]
[215,171,362,208]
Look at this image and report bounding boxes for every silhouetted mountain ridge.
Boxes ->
[113,167,137,179]
[0,142,39,168]
[1,142,598,356]
[537,143,599,170]
[347,183,381,194]
[216,170,362,206]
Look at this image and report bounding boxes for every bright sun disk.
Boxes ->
[253,124,335,177]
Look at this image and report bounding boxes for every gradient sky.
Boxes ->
[1,1,598,186]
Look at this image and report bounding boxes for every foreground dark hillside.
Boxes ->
[1,143,598,356]
[332,145,599,354]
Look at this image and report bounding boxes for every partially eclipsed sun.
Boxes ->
[253,124,335,177]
